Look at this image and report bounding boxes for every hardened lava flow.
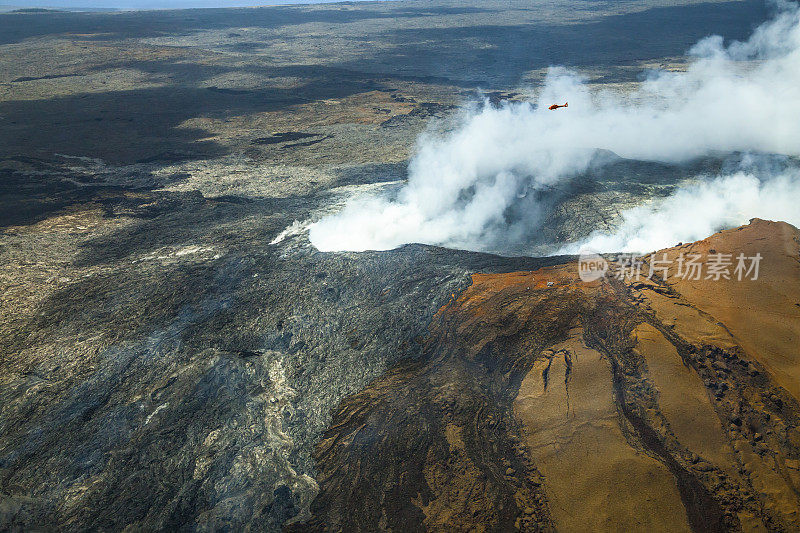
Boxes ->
[296,219,800,532]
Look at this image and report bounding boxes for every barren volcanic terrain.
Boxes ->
[298,219,800,532]
[2,1,798,531]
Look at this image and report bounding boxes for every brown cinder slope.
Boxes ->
[300,219,800,532]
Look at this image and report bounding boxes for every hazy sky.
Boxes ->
[2,0,378,9]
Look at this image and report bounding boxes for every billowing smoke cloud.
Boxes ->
[310,1,800,254]
[562,165,800,253]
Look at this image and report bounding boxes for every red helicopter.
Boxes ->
[548,102,568,110]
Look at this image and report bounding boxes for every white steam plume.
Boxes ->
[310,2,800,253]
[561,166,800,254]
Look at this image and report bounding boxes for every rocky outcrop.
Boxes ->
[299,219,800,531]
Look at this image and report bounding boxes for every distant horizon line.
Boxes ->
[0,0,395,13]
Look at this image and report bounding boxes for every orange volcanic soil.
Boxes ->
[300,219,800,532]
